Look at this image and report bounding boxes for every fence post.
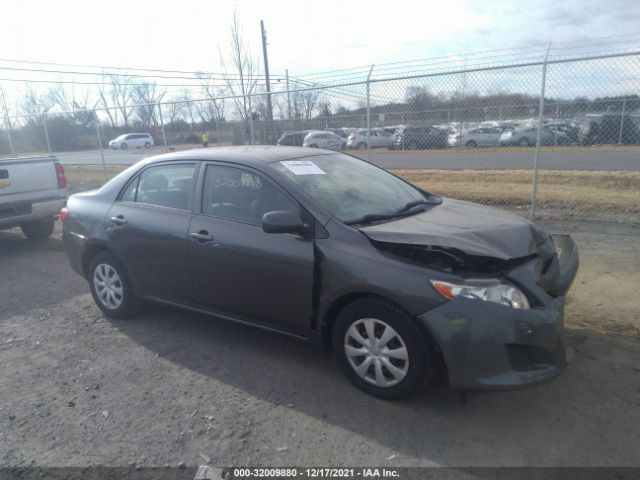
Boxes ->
[530,43,551,219]
[157,103,168,152]
[3,114,16,157]
[618,97,626,145]
[42,114,52,155]
[366,64,374,163]
[94,112,107,183]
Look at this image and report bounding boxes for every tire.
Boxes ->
[332,297,435,400]
[120,142,128,150]
[407,140,418,150]
[144,142,151,148]
[357,142,366,150]
[518,138,530,147]
[88,251,143,319]
[465,140,477,148]
[309,144,319,148]
[21,218,55,240]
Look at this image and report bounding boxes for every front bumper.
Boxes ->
[418,296,567,390]
[419,234,579,391]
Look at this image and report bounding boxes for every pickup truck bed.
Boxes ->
[0,156,68,240]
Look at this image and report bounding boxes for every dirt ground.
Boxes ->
[0,220,639,468]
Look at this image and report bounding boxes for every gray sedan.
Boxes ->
[61,147,578,399]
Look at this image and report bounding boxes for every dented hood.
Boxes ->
[360,198,541,260]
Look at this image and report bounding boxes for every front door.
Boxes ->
[187,163,314,336]
[107,162,197,302]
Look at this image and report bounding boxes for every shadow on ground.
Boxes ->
[109,301,640,465]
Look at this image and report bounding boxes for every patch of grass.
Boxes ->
[65,164,128,189]
[393,169,640,218]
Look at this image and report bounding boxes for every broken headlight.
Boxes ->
[430,279,530,309]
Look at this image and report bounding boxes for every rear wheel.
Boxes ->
[309,144,319,148]
[357,142,366,149]
[21,218,55,240]
[144,142,151,148]
[518,138,530,147]
[465,140,477,148]
[407,140,418,150]
[88,251,143,319]
[333,297,435,400]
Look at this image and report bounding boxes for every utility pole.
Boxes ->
[260,20,273,122]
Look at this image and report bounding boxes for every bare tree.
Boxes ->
[47,84,95,126]
[98,74,135,127]
[219,9,260,141]
[131,81,166,129]
[197,73,227,121]
[291,89,321,119]
[20,86,55,118]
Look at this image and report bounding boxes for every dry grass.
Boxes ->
[393,169,640,217]
[64,164,128,189]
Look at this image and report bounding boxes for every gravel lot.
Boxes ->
[1,220,639,468]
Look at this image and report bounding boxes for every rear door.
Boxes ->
[187,162,314,336]
[107,162,197,302]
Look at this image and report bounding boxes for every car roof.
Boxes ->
[142,145,335,165]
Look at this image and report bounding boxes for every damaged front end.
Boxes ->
[363,219,579,390]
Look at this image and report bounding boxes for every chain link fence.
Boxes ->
[1,50,639,223]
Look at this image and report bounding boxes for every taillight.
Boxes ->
[60,207,69,222]
[55,162,68,188]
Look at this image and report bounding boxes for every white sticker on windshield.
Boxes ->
[280,160,326,175]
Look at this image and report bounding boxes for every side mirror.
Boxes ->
[262,211,307,235]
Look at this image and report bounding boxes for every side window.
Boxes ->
[120,176,139,202]
[202,165,299,225]
[135,163,196,210]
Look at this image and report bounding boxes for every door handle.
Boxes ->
[190,231,214,242]
[110,215,127,225]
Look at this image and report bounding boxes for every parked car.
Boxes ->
[0,155,68,240]
[346,128,394,149]
[302,131,344,151]
[62,146,578,399]
[393,126,449,150]
[578,113,640,145]
[276,131,309,147]
[447,127,509,147]
[109,133,154,150]
[544,121,580,144]
[499,127,569,146]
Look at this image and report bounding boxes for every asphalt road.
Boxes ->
[1,221,639,467]
[48,145,640,171]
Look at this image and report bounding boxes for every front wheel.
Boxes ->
[21,218,55,240]
[88,251,143,319]
[120,142,128,150]
[333,297,435,400]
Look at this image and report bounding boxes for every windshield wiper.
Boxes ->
[345,201,437,226]
[394,199,439,214]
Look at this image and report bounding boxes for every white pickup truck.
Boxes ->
[0,156,68,240]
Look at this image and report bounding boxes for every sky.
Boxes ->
[0,0,639,111]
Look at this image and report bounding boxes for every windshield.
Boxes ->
[272,153,431,223]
